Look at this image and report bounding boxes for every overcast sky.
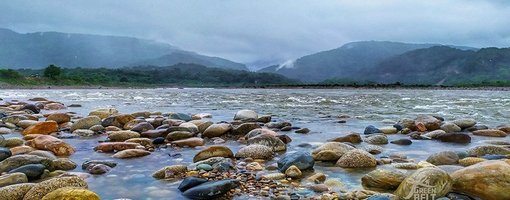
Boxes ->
[1,0,509,67]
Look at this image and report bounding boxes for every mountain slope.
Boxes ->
[0,28,246,70]
[133,51,247,70]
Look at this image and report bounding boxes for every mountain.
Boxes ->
[0,28,247,70]
[259,41,475,82]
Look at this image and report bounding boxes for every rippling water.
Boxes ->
[1,88,509,199]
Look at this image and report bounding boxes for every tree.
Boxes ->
[43,65,61,79]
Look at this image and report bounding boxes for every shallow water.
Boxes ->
[1,88,510,199]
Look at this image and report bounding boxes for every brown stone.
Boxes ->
[22,121,58,136]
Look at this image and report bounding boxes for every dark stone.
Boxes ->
[390,139,412,145]
[364,125,382,135]
[432,115,445,121]
[68,104,82,107]
[178,177,208,192]
[464,125,489,132]
[297,143,312,148]
[9,164,45,180]
[0,147,11,162]
[156,124,170,130]
[81,160,117,170]
[168,113,192,122]
[337,120,347,123]
[20,104,40,114]
[276,134,292,144]
[295,128,310,134]
[280,126,292,131]
[393,124,403,131]
[436,133,471,144]
[141,129,168,138]
[182,179,240,200]
[446,192,477,200]
[167,126,193,134]
[409,132,430,140]
[130,122,154,133]
[277,152,315,172]
[86,163,112,174]
[328,133,362,144]
[152,137,165,145]
[482,154,509,160]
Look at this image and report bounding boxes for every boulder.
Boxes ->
[295,128,310,134]
[107,130,140,142]
[379,126,398,134]
[329,133,362,143]
[311,142,355,161]
[71,116,101,131]
[436,133,471,144]
[467,145,510,156]
[93,142,140,152]
[336,149,377,168]
[23,176,88,200]
[22,121,58,136]
[235,144,273,160]
[232,122,260,135]
[166,131,194,141]
[415,115,442,131]
[361,169,406,192]
[171,137,205,147]
[86,163,112,174]
[88,108,118,119]
[234,110,258,121]
[168,113,192,121]
[130,122,154,133]
[458,157,486,166]
[246,134,286,151]
[364,125,382,134]
[46,113,71,124]
[277,152,315,172]
[9,164,46,180]
[182,179,240,200]
[426,151,460,165]
[422,130,447,139]
[27,150,57,160]
[0,172,28,187]
[4,137,24,147]
[193,146,234,162]
[390,139,412,145]
[0,127,12,134]
[82,160,117,170]
[202,124,231,138]
[42,187,100,200]
[52,158,77,170]
[112,149,150,159]
[394,168,452,200]
[0,183,35,200]
[364,134,388,145]
[26,135,75,156]
[440,123,461,133]
[178,177,208,192]
[472,129,507,137]
[0,147,12,161]
[73,129,95,137]
[44,103,65,110]
[179,122,199,134]
[452,118,476,129]
[284,165,302,178]
[245,128,277,139]
[152,165,188,179]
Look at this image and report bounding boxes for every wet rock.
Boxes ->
[280,126,292,131]
[482,140,510,145]
[169,113,192,121]
[0,147,12,161]
[295,128,310,134]
[22,121,58,135]
[179,122,199,134]
[336,149,377,168]
[71,116,101,131]
[245,128,277,139]
[0,172,28,187]
[125,137,152,147]
[438,165,464,174]
[172,137,205,147]
[112,149,150,159]
[451,160,510,200]
[379,126,397,134]
[193,146,234,162]
[395,167,452,200]
[73,129,95,137]
[27,135,75,156]
[452,118,476,129]
[266,121,292,129]
[285,165,302,178]
[436,133,471,144]
[197,164,213,171]
[93,142,140,152]
[152,165,187,179]
[311,142,355,161]
[247,134,286,151]
[202,123,232,138]
[440,123,461,133]
[309,184,329,192]
[234,110,258,121]
[482,154,508,160]
[9,164,46,180]
[307,172,327,183]
[17,120,38,129]
[166,131,194,141]
[27,150,57,160]
[102,114,134,128]
[182,179,240,200]
[20,104,40,114]
[130,122,154,133]
[46,113,71,124]
[458,157,486,166]
[278,152,315,172]
[257,115,272,123]
[23,176,88,200]
[465,125,489,132]
[4,137,24,147]
[52,158,77,170]
[86,163,112,174]
[415,115,442,131]
[9,146,35,155]
[0,183,35,200]
[195,121,213,133]
[235,144,274,160]
[232,122,260,135]
[81,160,117,170]
[467,145,510,156]
[364,134,388,145]
[426,151,460,165]
[360,144,384,154]
[364,125,382,134]
[0,127,12,134]
[390,139,412,145]
[329,133,362,143]
[141,129,167,138]
[178,177,208,192]
[191,157,234,172]
[3,115,28,125]
[276,134,292,144]
[107,130,140,142]
[42,187,100,200]
[361,169,406,192]
[89,108,119,119]
[472,129,508,137]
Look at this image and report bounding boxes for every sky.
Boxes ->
[1,0,509,68]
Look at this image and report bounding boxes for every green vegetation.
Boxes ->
[43,64,61,79]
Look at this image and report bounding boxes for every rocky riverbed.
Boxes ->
[0,89,509,200]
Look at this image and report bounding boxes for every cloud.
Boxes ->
[1,0,509,68]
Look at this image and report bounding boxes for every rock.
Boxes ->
[364,125,382,134]
[43,103,65,110]
[197,164,213,171]
[295,128,310,134]
[9,146,35,155]
[178,177,208,192]
[166,131,194,141]
[440,123,461,133]
[329,133,362,143]
[0,183,35,200]
[276,134,292,144]
[182,179,240,200]
[436,133,471,144]
[22,121,58,135]
[140,129,167,138]
[171,137,205,147]
[196,121,213,133]
[309,184,329,192]
[280,126,292,131]
[168,113,192,121]
[86,163,112,174]
[0,127,12,134]
[0,172,28,187]
[415,115,442,131]
[26,135,75,156]
[262,173,286,180]
[88,108,118,119]
[27,150,56,160]
[73,129,95,137]
[101,114,134,128]
[361,169,406,192]
[93,142,140,152]
[112,149,150,159]
[9,164,46,180]
[0,147,12,161]
[458,157,486,166]
[152,165,188,179]
[452,118,476,129]
[311,142,355,161]
[234,110,258,122]
[125,137,152,147]
[3,115,29,125]
[23,176,88,200]
[191,157,234,172]
[71,116,101,131]
[277,152,315,172]
[81,160,117,170]
[307,172,327,183]
[390,139,412,145]
[246,134,286,151]
[482,154,509,160]
[107,130,140,142]
[89,124,104,132]
[179,122,199,134]
[46,113,71,124]
[232,122,260,135]
[19,104,40,114]
[202,123,231,137]
[364,134,388,145]
[266,121,292,129]
[42,187,100,200]
[452,160,510,200]
[379,126,398,134]
[473,129,507,137]
[285,165,302,178]
[52,158,77,170]
[131,122,154,133]
[4,137,24,147]
[395,167,452,200]
[235,144,273,160]
[426,151,460,165]
[467,145,510,156]
[336,149,377,168]
[193,146,234,162]
[245,128,277,139]
[257,115,272,123]
[465,125,489,132]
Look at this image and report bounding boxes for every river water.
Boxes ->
[1,88,509,199]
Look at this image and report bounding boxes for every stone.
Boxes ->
[0,147,12,161]
[202,123,231,137]
[20,104,40,114]
[0,183,35,200]
[166,131,194,141]
[309,184,329,193]
[452,118,477,129]
[246,134,286,151]
[81,160,117,170]
[361,169,406,192]
[266,121,292,129]
[0,155,53,173]
[277,152,315,172]
[131,122,154,133]
[465,125,489,132]
[42,187,100,200]
[9,164,46,180]
[196,164,213,171]
[193,146,234,162]
[196,121,213,133]
[451,160,510,200]
[436,133,471,144]
[88,108,118,119]
[285,165,302,178]
[336,149,377,168]
[395,168,452,200]
[9,146,35,155]
[307,173,327,183]
[379,126,398,134]
[44,103,66,110]
[426,151,460,165]
[232,122,260,135]
[107,130,140,142]
[182,179,240,200]
[168,113,192,121]
[179,122,199,134]
[329,133,362,143]
[73,129,95,137]
[3,115,28,125]
[261,172,286,180]
[178,177,208,192]
[257,115,272,123]
[140,129,167,138]
[472,129,507,137]
[52,158,77,170]
[415,115,442,131]
[46,113,71,124]
[295,128,310,134]
[26,135,75,156]
[124,137,152,147]
[86,164,111,174]
[0,172,28,187]
[152,165,187,179]
[234,109,258,121]
[4,137,24,147]
[112,149,150,159]
[93,142,140,152]
[71,116,101,131]
[311,142,355,161]
[0,127,12,134]
[235,144,273,160]
[22,121,58,135]
[458,157,486,166]
[245,128,277,139]
[23,176,88,200]
[89,124,104,132]
[171,137,205,147]
[390,139,412,145]
[191,157,234,172]
[482,154,508,160]
[364,125,382,135]
[467,145,510,156]
[364,134,388,145]
[440,123,461,133]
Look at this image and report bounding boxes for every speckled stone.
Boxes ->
[23,176,88,200]
[0,183,36,200]
[42,187,100,200]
